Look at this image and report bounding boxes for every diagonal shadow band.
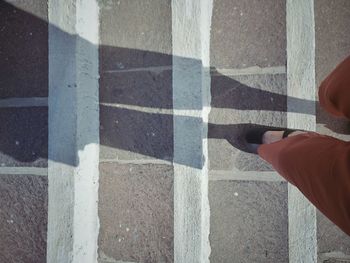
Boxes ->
[1,1,326,169]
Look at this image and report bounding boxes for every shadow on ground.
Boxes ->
[1,2,332,169]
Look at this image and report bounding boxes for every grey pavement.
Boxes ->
[98,1,174,262]
[210,0,286,69]
[209,181,288,263]
[0,0,349,262]
[0,174,47,263]
[208,0,289,262]
[0,1,48,262]
[0,0,48,98]
[99,163,173,263]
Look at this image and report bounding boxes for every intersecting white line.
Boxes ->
[0,97,48,108]
[0,167,47,176]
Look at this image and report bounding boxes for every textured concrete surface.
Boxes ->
[208,138,274,171]
[98,163,173,263]
[100,106,173,161]
[209,74,287,171]
[210,74,287,112]
[98,1,175,261]
[0,174,47,263]
[317,211,350,256]
[209,181,288,263]
[208,1,290,261]
[99,0,173,162]
[286,0,318,262]
[323,259,350,263]
[47,0,100,262]
[172,1,213,262]
[210,0,286,68]
[0,107,47,167]
[315,0,350,88]
[99,0,172,69]
[0,1,48,98]
[315,0,350,141]
[316,103,350,141]
[100,70,172,108]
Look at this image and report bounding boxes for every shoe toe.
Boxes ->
[245,128,265,144]
[245,142,260,154]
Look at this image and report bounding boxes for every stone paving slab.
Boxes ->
[0,1,48,98]
[315,0,350,88]
[315,0,350,141]
[100,70,172,108]
[208,138,273,171]
[209,181,288,263]
[210,74,287,111]
[317,211,350,257]
[0,107,47,167]
[210,0,286,69]
[99,0,173,162]
[209,180,288,263]
[100,106,172,161]
[98,163,173,263]
[316,113,350,141]
[209,74,287,171]
[0,174,47,263]
[322,259,350,263]
[99,0,172,70]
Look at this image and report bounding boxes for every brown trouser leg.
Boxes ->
[258,55,350,236]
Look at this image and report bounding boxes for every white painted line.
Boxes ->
[47,1,76,260]
[104,65,286,76]
[99,159,172,165]
[103,65,172,73]
[209,170,286,182]
[0,167,47,176]
[211,66,286,76]
[74,1,100,262]
[319,251,350,262]
[209,109,287,125]
[287,0,317,262]
[100,102,203,118]
[100,102,171,114]
[0,97,48,108]
[172,1,212,262]
[100,103,314,123]
[47,0,100,262]
[99,250,138,263]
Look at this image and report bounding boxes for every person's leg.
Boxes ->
[319,55,350,119]
[256,56,350,236]
[258,133,350,236]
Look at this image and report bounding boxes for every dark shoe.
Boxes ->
[245,126,301,154]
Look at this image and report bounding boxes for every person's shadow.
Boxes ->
[1,1,339,170]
